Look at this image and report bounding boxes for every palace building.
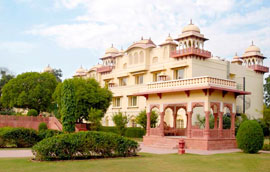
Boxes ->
[74,21,269,150]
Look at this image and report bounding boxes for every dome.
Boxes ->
[245,42,260,53]
[165,34,173,42]
[182,20,200,33]
[105,44,119,54]
[43,65,53,73]
[233,53,240,60]
[76,66,86,74]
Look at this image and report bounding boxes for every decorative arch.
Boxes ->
[128,54,133,64]
[139,51,144,63]
[210,102,220,114]
[223,103,232,113]
[123,63,127,69]
[191,102,204,111]
[134,52,138,64]
[152,56,158,63]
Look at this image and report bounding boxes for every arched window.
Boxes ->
[134,52,138,64]
[152,56,158,64]
[129,54,133,65]
[139,51,144,63]
[123,63,127,69]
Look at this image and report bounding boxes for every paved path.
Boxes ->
[0,145,269,158]
[0,150,33,158]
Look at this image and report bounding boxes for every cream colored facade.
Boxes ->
[74,21,268,127]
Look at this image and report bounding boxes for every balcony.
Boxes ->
[248,65,269,73]
[171,48,211,59]
[97,66,114,73]
[148,76,237,90]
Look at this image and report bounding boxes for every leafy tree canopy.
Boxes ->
[264,75,270,107]
[52,69,62,82]
[135,110,158,130]
[53,77,112,123]
[0,72,57,112]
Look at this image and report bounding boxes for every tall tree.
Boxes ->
[0,68,14,96]
[53,77,112,123]
[52,69,62,82]
[265,75,270,107]
[0,72,57,112]
[61,79,76,133]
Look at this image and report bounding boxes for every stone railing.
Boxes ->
[222,129,231,139]
[97,66,114,73]
[191,129,204,138]
[248,65,269,73]
[171,48,211,58]
[148,76,237,90]
[150,128,162,136]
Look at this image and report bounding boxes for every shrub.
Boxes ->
[0,109,15,115]
[38,129,63,140]
[135,110,158,130]
[263,144,270,151]
[32,131,139,161]
[0,127,39,148]
[112,112,128,136]
[27,109,38,116]
[99,126,118,134]
[125,127,145,138]
[236,120,264,153]
[38,122,48,131]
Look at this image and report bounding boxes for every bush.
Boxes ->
[263,144,270,151]
[0,110,15,115]
[112,112,128,136]
[135,110,158,130]
[125,127,145,138]
[99,126,118,134]
[38,129,63,140]
[0,127,39,148]
[32,131,139,161]
[38,122,48,131]
[27,109,38,116]
[236,120,264,153]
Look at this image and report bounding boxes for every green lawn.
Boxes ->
[0,153,270,172]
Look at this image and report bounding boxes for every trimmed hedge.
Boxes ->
[37,129,63,140]
[236,120,264,153]
[99,126,145,138]
[125,127,145,138]
[0,127,39,148]
[27,109,38,116]
[32,131,139,161]
[38,122,48,131]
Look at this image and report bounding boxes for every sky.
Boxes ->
[0,0,270,79]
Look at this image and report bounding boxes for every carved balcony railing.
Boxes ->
[97,66,114,73]
[248,65,269,73]
[171,48,211,59]
[148,76,237,91]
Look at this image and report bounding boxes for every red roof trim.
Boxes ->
[133,86,251,96]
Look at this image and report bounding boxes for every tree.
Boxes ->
[53,77,112,123]
[0,68,14,110]
[135,110,158,130]
[112,112,129,136]
[264,75,270,107]
[88,108,104,130]
[0,72,57,112]
[52,69,62,82]
[61,79,76,133]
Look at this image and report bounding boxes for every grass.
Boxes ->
[129,137,143,142]
[0,153,270,172]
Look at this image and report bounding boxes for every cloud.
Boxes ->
[26,0,270,68]
[0,41,35,54]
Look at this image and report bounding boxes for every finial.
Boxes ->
[251,40,254,46]
[141,36,143,40]
[235,52,238,56]
[111,44,113,48]
[190,19,192,24]
[168,33,171,37]
[149,37,151,40]
[121,46,123,50]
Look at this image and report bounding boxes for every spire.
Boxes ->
[111,44,113,48]
[251,40,254,46]
[235,52,238,56]
[190,19,193,25]
[141,36,143,40]
[168,33,170,37]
